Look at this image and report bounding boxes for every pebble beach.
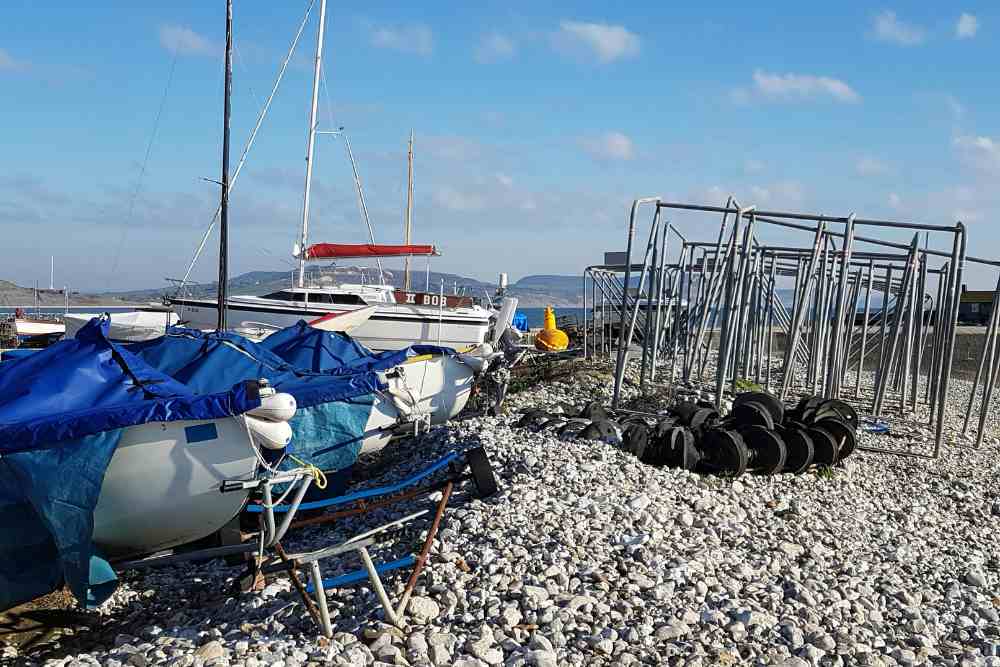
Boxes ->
[5,358,1000,667]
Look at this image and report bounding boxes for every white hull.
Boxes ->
[64,311,178,342]
[92,417,257,557]
[15,319,65,337]
[171,297,490,351]
[358,353,475,456]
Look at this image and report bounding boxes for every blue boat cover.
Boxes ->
[0,319,263,613]
[256,320,455,374]
[126,323,454,474]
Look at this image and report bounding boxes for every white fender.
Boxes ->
[245,416,293,450]
[247,392,297,422]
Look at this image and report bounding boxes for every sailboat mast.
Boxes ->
[296,0,328,288]
[217,0,233,331]
[404,131,414,291]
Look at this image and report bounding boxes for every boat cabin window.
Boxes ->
[307,293,368,305]
[261,290,367,305]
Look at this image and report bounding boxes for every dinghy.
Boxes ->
[0,318,290,611]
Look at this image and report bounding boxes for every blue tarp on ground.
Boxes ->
[0,319,262,612]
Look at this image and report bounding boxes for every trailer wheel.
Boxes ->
[466,447,498,498]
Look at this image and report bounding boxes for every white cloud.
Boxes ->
[159,24,216,56]
[736,69,861,104]
[888,192,902,209]
[0,47,27,72]
[956,13,979,39]
[424,135,483,162]
[370,23,433,57]
[953,135,1000,173]
[749,181,805,206]
[433,186,485,212]
[580,131,635,161]
[873,11,926,46]
[744,159,766,174]
[475,33,516,63]
[856,156,891,176]
[496,173,514,188]
[553,21,640,63]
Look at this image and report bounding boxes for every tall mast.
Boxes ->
[49,256,54,291]
[296,0,328,288]
[217,0,233,330]
[404,131,414,291]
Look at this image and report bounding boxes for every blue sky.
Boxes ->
[1,2,998,291]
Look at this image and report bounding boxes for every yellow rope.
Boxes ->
[289,454,327,490]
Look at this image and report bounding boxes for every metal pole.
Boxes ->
[296,0,328,288]
[404,130,414,291]
[216,0,233,332]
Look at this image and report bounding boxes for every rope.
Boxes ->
[179,0,317,290]
[106,51,179,288]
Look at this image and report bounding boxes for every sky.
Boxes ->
[1,2,998,292]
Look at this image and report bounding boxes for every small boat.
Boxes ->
[0,318,290,610]
[13,311,64,347]
[64,309,178,342]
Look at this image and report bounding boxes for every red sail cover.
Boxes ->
[303,243,438,260]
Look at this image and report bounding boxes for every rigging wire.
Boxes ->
[178,0,317,291]
[105,51,179,288]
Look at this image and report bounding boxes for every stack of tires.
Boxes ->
[620,392,858,477]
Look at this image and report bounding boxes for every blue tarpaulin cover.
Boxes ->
[0,319,262,612]
[126,323,453,473]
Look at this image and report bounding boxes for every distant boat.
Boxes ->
[13,309,64,347]
[64,309,178,343]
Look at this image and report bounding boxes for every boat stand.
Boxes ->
[117,447,497,637]
[248,447,496,634]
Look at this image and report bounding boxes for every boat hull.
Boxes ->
[170,297,490,351]
[92,417,256,558]
[64,311,177,343]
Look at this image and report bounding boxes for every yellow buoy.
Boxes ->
[534,306,569,351]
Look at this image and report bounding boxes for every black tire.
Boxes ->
[807,426,840,466]
[733,391,785,424]
[698,429,749,477]
[812,400,859,431]
[731,401,775,430]
[778,426,815,474]
[466,447,498,498]
[814,417,857,461]
[739,425,787,475]
[624,421,651,459]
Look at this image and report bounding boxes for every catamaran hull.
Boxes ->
[170,298,490,351]
[92,417,257,558]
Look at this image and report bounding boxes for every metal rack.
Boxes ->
[584,196,1000,458]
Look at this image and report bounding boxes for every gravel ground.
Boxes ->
[5,359,1000,667]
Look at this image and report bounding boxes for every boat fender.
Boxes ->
[245,416,293,450]
[247,392,297,422]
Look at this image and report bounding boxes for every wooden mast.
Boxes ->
[404,130,414,291]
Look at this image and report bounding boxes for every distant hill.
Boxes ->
[0,281,141,308]
[101,267,587,307]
